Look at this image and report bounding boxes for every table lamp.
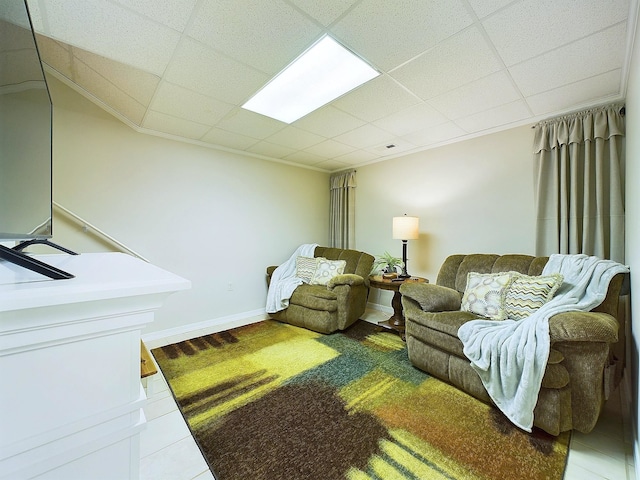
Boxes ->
[392,214,419,278]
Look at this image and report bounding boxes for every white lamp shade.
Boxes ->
[393,215,419,240]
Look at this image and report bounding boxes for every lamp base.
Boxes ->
[398,240,410,279]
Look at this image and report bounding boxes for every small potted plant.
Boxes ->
[372,251,404,277]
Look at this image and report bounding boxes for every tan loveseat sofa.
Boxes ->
[400,253,627,435]
[266,247,374,334]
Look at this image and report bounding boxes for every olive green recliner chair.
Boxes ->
[266,247,374,334]
[400,253,628,436]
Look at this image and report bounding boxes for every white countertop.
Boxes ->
[0,252,191,312]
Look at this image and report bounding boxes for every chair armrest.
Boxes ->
[327,274,364,288]
[549,311,618,343]
[399,283,461,312]
[266,265,279,287]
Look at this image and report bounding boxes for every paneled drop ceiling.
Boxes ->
[27,0,636,172]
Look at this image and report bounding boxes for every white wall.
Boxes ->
[46,76,330,335]
[624,1,640,470]
[355,125,536,305]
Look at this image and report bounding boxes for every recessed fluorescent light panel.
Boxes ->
[241,35,379,124]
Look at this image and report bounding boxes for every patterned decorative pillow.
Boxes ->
[461,272,515,320]
[310,258,347,286]
[296,256,319,283]
[504,273,564,320]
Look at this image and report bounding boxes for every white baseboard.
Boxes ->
[366,301,393,314]
[621,373,640,480]
[143,303,394,349]
[142,308,269,349]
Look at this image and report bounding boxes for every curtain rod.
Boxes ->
[531,103,625,128]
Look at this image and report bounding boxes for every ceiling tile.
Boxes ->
[372,103,449,136]
[283,151,327,165]
[428,71,521,119]
[36,35,74,79]
[247,141,297,158]
[332,75,421,122]
[303,139,357,158]
[73,47,161,105]
[27,0,633,170]
[333,149,378,164]
[142,110,211,139]
[312,159,351,171]
[482,0,630,66]
[390,26,504,100]
[73,59,147,124]
[1,15,36,49]
[188,0,322,75]
[149,82,235,126]
[455,100,532,133]
[365,141,419,157]
[402,122,466,146]
[28,0,181,75]
[165,37,269,105]
[200,127,259,150]
[266,126,325,150]
[288,0,359,26]
[526,70,622,116]
[111,0,198,31]
[334,124,396,149]
[293,105,366,138]
[509,23,626,96]
[332,0,474,71]
[467,0,517,19]
[216,108,285,140]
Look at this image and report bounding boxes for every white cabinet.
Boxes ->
[0,253,190,480]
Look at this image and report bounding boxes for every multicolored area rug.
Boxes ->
[152,320,569,480]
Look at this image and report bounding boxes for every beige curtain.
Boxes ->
[329,169,356,249]
[534,104,625,263]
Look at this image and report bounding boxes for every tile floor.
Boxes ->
[140,310,636,480]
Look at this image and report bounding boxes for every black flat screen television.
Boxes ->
[0,0,74,279]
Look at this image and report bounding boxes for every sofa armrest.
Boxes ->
[549,311,618,343]
[399,283,461,312]
[327,274,364,288]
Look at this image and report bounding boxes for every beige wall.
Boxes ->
[0,88,51,236]
[355,124,536,305]
[624,2,640,470]
[47,76,330,334]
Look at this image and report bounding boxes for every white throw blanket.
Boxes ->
[266,243,318,314]
[457,254,629,432]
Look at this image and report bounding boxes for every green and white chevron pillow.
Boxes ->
[296,256,320,283]
[503,273,564,320]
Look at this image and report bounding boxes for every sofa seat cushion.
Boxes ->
[407,314,571,390]
[289,284,338,311]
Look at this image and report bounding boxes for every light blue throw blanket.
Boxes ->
[266,243,318,313]
[458,254,629,432]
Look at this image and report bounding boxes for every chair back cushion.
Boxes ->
[314,247,374,284]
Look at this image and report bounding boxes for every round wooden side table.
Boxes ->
[369,275,428,338]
